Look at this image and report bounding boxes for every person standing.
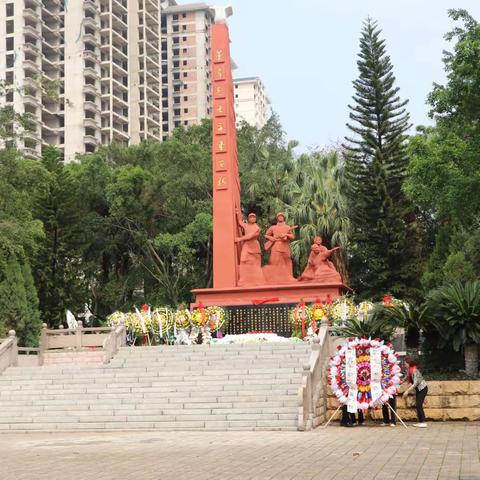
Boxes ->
[403,357,428,428]
[381,396,397,427]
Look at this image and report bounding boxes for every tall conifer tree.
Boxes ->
[344,18,421,300]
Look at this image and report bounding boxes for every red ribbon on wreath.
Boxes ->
[298,300,306,338]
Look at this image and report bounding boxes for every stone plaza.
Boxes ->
[1,423,479,480]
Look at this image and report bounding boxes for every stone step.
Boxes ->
[0,387,300,399]
[0,422,299,433]
[0,342,310,431]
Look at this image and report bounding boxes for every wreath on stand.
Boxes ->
[328,338,402,412]
[289,302,312,338]
[174,307,191,345]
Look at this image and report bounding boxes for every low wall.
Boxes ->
[327,381,480,422]
[43,350,106,366]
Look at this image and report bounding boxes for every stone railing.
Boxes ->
[18,347,40,367]
[38,322,126,365]
[297,321,332,431]
[0,331,18,373]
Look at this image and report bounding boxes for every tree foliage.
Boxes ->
[343,18,422,301]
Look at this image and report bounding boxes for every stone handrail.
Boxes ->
[0,330,18,374]
[103,325,127,363]
[39,322,126,364]
[297,321,331,431]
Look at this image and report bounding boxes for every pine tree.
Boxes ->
[0,251,28,338]
[21,261,42,347]
[343,18,422,300]
[32,146,85,327]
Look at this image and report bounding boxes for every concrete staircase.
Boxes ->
[0,343,311,431]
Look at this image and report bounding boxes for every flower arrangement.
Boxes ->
[382,295,406,308]
[205,306,226,332]
[289,302,311,337]
[107,311,125,327]
[357,301,374,321]
[328,337,402,411]
[174,307,191,330]
[152,307,173,337]
[328,296,358,324]
[191,307,207,327]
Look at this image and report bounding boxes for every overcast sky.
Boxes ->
[215,0,480,152]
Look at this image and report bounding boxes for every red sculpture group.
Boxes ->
[236,210,343,286]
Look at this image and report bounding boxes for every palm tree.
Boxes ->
[332,314,395,341]
[426,281,480,377]
[282,150,351,280]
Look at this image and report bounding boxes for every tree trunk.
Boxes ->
[464,343,478,378]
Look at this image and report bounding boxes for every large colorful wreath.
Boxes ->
[328,338,402,411]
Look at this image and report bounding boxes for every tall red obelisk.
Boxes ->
[210,10,240,288]
[192,7,347,310]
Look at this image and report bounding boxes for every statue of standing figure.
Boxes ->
[299,236,342,283]
[235,209,265,286]
[262,212,297,284]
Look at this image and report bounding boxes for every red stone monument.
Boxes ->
[192,7,347,314]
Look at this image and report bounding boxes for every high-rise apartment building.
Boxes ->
[0,0,215,162]
[234,76,269,129]
[161,3,213,139]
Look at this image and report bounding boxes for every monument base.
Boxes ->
[192,283,349,337]
[192,282,348,307]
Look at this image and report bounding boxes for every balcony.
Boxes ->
[84,66,100,79]
[24,42,40,56]
[83,84,98,96]
[42,123,60,135]
[24,25,41,39]
[84,100,100,113]
[84,33,100,48]
[83,17,99,32]
[23,147,40,159]
[84,0,99,15]
[83,50,100,64]
[23,58,41,74]
[84,118,98,129]
[23,8,40,22]
[24,93,41,108]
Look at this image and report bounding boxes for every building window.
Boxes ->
[182,36,187,41]
[173,14,178,20]
[184,108,188,113]
[183,60,187,66]
[183,96,188,101]
[6,3,13,17]
[184,121,188,126]
[6,54,14,68]
[182,25,187,31]
[6,37,14,51]
[182,13,187,18]
[6,20,13,34]
[183,84,187,89]
[183,72,187,78]
[183,48,187,53]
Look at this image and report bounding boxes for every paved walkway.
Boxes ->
[0,424,479,480]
